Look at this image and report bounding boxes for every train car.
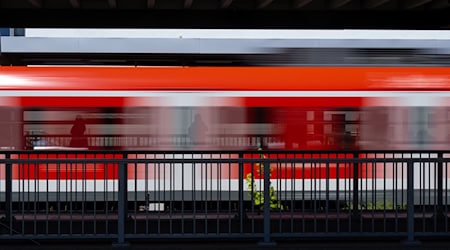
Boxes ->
[0,66,449,211]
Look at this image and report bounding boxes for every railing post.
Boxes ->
[5,153,13,233]
[259,158,275,246]
[352,153,360,219]
[405,160,418,245]
[113,155,129,247]
[437,153,444,217]
[238,152,244,232]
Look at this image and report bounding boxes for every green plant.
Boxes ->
[245,148,284,210]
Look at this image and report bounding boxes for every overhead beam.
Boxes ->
[108,0,117,8]
[431,0,450,8]
[28,0,42,8]
[147,0,156,8]
[69,0,81,8]
[184,0,193,8]
[1,9,448,29]
[220,0,233,8]
[331,0,352,9]
[258,0,274,9]
[405,0,432,9]
[365,0,391,9]
[293,0,312,9]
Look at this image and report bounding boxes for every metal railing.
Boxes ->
[24,134,284,149]
[0,150,449,245]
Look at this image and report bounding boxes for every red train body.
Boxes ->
[0,66,449,192]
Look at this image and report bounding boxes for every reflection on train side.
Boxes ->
[0,106,447,150]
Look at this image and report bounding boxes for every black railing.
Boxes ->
[0,150,449,245]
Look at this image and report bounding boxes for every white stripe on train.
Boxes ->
[0,91,450,97]
[0,179,443,193]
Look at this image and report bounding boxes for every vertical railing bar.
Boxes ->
[217,156,222,235]
[93,159,97,236]
[277,158,281,234]
[197,154,200,234]
[134,159,137,235]
[403,157,407,231]
[81,160,85,236]
[383,157,386,233]
[238,153,244,234]
[364,157,369,232]
[393,155,397,231]
[423,160,426,233]
[437,153,444,217]
[204,154,209,235]
[64,159,72,233]
[313,161,317,233]
[169,161,173,235]
[57,162,61,236]
[290,160,295,234]
[157,159,161,235]
[335,157,340,234]
[46,159,49,236]
[418,155,423,223]
[75,156,78,215]
[346,159,350,233]
[146,156,150,235]
[34,159,37,235]
[259,157,274,246]
[69,161,73,236]
[326,161,329,233]
[5,153,12,235]
[157,157,161,234]
[181,159,185,235]
[228,158,232,234]
[21,156,25,236]
[406,160,416,244]
[427,155,431,212]
[352,152,359,219]
[251,155,255,234]
[370,160,374,233]
[193,155,196,234]
[114,155,128,247]
[336,158,340,234]
[432,156,437,233]
[104,157,108,235]
[445,160,449,233]
[302,156,305,234]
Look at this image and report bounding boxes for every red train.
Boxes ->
[0,66,449,200]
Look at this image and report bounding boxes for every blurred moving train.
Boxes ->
[0,66,449,151]
[0,66,449,210]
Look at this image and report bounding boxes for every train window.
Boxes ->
[19,105,368,150]
[359,106,450,150]
[414,107,449,149]
[23,108,124,149]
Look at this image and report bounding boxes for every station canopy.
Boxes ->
[0,0,449,29]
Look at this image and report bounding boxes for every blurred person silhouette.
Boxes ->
[189,114,208,145]
[416,128,432,146]
[70,115,88,148]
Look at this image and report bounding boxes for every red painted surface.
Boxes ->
[1,66,449,91]
[12,153,122,179]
